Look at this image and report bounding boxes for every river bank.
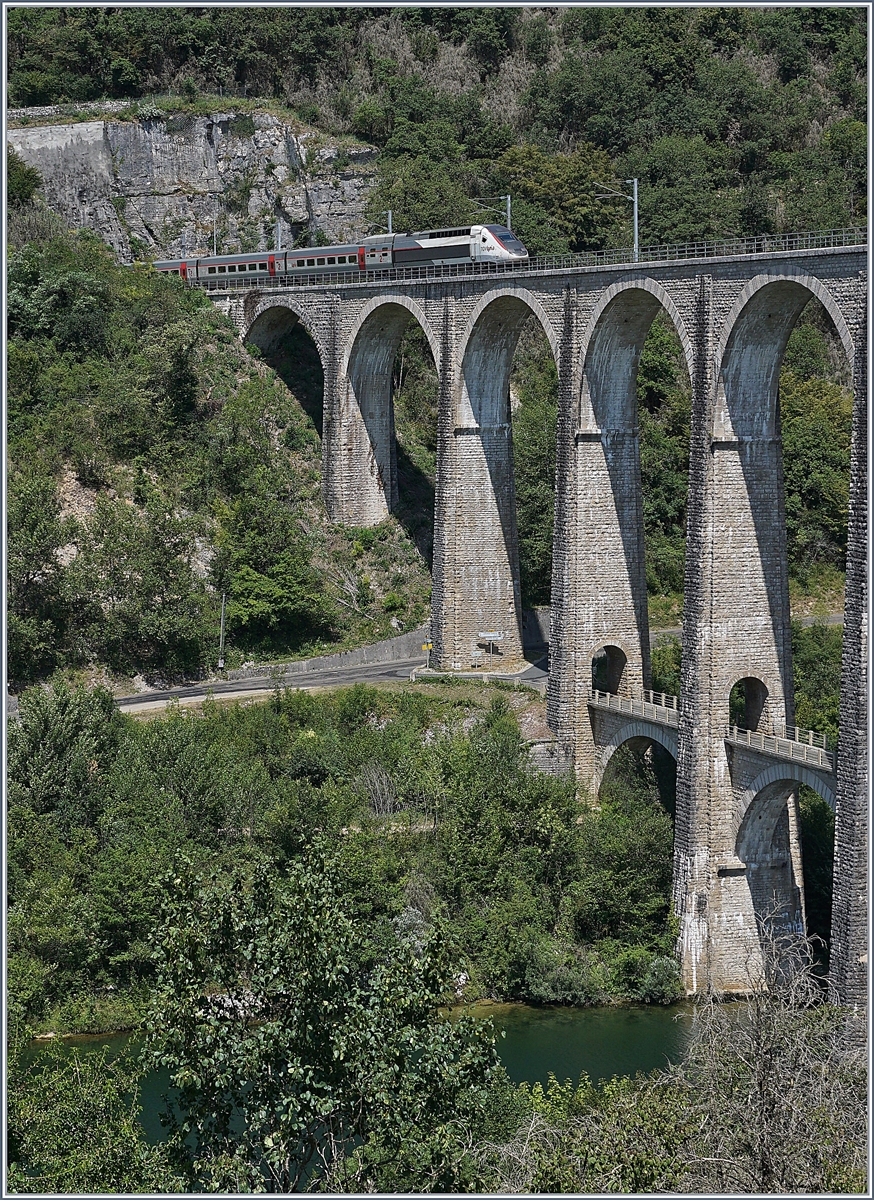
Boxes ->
[25,1000,695,1147]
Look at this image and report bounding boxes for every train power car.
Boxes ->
[151,224,529,282]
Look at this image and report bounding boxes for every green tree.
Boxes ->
[780,370,852,579]
[147,853,498,1192]
[74,492,211,675]
[492,142,624,252]
[7,144,42,205]
[366,155,474,235]
[511,323,559,606]
[6,469,76,681]
[7,680,122,838]
[7,1019,178,1193]
[213,487,335,649]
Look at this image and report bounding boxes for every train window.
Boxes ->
[258,262,267,270]
[327,257,336,265]
[218,266,226,273]
[208,266,216,274]
[306,258,315,266]
[229,264,238,272]
[248,263,257,271]
[316,258,326,266]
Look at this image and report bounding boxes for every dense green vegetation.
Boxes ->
[6,228,430,687]
[6,11,863,1191]
[7,679,686,1038]
[8,7,866,248]
[7,604,842,1040]
[10,925,865,1194]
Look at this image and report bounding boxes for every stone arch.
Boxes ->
[727,672,771,733]
[455,287,559,427]
[714,273,854,439]
[431,287,557,672]
[591,642,630,695]
[578,279,695,430]
[733,766,833,941]
[737,763,836,834]
[242,296,327,364]
[334,297,441,526]
[341,294,441,377]
[593,720,678,796]
[716,271,854,374]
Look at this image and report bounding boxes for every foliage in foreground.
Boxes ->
[478,944,867,1195]
[9,934,865,1195]
[6,1022,179,1194]
[147,854,500,1193]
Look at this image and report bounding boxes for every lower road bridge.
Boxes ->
[204,228,867,1004]
[588,687,841,993]
[587,688,679,791]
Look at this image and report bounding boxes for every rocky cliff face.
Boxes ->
[8,108,378,261]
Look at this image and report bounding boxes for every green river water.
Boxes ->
[28,1002,693,1145]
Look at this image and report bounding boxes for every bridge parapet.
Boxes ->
[725,724,835,773]
[589,688,679,727]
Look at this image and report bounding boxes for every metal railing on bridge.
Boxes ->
[724,725,835,772]
[589,689,679,727]
[187,227,867,293]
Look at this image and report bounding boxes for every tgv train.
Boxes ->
[152,224,529,281]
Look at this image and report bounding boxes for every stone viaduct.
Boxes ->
[207,232,867,1003]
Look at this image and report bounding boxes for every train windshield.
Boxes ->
[487,225,528,253]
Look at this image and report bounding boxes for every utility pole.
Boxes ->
[593,178,639,262]
[218,591,226,671]
[471,195,512,230]
[381,209,393,234]
[213,200,217,256]
[275,214,282,252]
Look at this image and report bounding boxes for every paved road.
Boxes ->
[116,657,430,711]
[113,612,843,714]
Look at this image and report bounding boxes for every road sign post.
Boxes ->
[477,631,505,670]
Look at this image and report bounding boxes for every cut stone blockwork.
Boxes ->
[209,239,867,996]
[830,308,868,1016]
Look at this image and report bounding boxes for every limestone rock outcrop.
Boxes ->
[8,108,378,261]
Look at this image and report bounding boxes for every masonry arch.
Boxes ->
[711,273,856,739]
[738,763,836,826]
[578,279,695,431]
[734,766,836,943]
[728,674,771,732]
[564,283,696,723]
[342,295,441,378]
[595,723,678,815]
[592,643,630,695]
[456,288,558,427]
[243,300,326,435]
[244,298,327,362]
[432,288,561,669]
[714,273,854,440]
[340,298,441,522]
